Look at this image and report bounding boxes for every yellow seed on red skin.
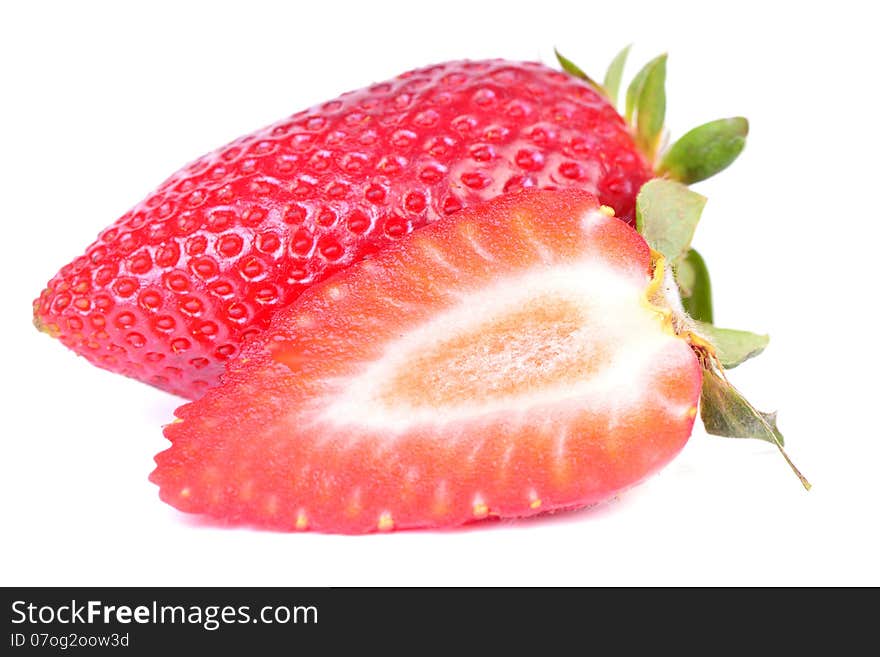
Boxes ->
[473,502,489,518]
[295,512,308,531]
[599,205,615,217]
[377,512,394,531]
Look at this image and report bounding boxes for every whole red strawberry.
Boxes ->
[34,50,745,398]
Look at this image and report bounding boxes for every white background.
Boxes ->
[2,0,877,586]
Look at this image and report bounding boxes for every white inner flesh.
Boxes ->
[320,260,680,432]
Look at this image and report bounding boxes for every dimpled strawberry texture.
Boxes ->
[34,60,653,398]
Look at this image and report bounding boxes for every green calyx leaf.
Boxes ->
[636,179,706,263]
[602,44,631,108]
[698,358,811,490]
[700,364,782,446]
[659,117,749,184]
[625,54,667,160]
[624,57,648,123]
[554,48,601,92]
[676,248,713,323]
[692,321,768,369]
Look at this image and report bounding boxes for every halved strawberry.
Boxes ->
[151,189,703,532]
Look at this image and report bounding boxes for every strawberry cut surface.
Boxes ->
[34,59,652,398]
[152,190,702,533]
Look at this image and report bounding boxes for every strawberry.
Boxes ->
[151,190,704,532]
[153,183,811,532]
[34,50,747,399]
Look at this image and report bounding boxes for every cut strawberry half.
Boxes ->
[151,189,704,532]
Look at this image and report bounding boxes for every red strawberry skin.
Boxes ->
[34,60,652,399]
[151,190,701,533]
